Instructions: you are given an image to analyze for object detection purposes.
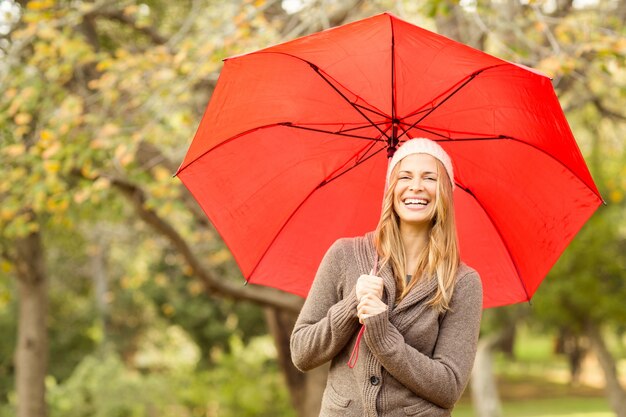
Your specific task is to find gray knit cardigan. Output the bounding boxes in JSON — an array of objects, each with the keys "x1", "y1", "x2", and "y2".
[{"x1": 290, "y1": 233, "x2": 483, "y2": 417}]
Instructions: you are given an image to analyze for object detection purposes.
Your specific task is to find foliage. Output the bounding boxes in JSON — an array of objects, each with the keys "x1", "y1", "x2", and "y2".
[
  {"x1": 203, "y1": 335, "x2": 295, "y2": 417},
  {"x1": 0, "y1": 334, "x2": 292, "y2": 417},
  {"x1": 0, "y1": 0, "x2": 625, "y2": 416},
  {"x1": 533, "y1": 201, "x2": 626, "y2": 332}
]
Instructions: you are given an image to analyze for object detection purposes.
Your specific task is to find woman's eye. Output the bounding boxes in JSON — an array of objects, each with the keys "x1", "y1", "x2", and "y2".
[{"x1": 425, "y1": 177, "x2": 437, "y2": 181}]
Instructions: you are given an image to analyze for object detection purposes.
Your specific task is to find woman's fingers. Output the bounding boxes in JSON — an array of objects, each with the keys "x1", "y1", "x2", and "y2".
[
  {"x1": 356, "y1": 275, "x2": 384, "y2": 300},
  {"x1": 357, "y1": 294, "x2": 387, "y2": 323}
]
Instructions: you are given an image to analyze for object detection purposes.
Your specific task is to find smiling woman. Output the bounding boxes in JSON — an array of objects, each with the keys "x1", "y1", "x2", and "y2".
[
  {"x1": 383, "y1": 139, "x2": 458, "y2": 305},
  {"x1": 290, "y1": 138, "x2": 483, "y2": 417},
  {"x1": 394, "y1": 153, "x2": 440, "y2": 227}
]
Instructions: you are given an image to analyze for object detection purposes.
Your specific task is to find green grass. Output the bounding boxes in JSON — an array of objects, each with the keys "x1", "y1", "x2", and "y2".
[
  {"x1": 454, "y1": 374, "x2": 612, "y2": 416},
  {"x1": 453, "y1": 397, "x2": 611, "y2": 417},
  {"x1": 452, "y1": 326, "x2": 618, "y2": 416}
]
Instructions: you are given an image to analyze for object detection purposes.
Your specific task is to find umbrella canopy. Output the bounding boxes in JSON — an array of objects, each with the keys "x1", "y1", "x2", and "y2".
[{"x1": 177, "y1": 12, "x2": 603, "y2": 308}]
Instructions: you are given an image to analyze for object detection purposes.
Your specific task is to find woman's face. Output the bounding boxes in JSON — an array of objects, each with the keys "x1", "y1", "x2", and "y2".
[{"x1": 393, "y1": 153, "x2": 440, "y2": 229}]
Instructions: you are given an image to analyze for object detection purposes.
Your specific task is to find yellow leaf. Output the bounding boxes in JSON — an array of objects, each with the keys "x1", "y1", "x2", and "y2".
[
  {"x1": 5, "y1": 88, "x2": 17, "y2": 100},
  {"x1": 0, "y1": 260, "x2": 13, "y2": 273},
  {"x1": 27, "y1": 222, "x2": 40, "y2": 233},
  {"x1": 100, "y1": 123, "x2": 120, "y2": 138},
  {"x1": 90, "y1": 138, "x2": 107, "y2": 150},
  {"x1": 93, "y1": 177, "x2": 111, "y2": 191},
  {"x1": 115, "y1": 144, "x2": 135, "y2": 167},
  {"x1": 58, "y1": 123, "x2": 70, "y2": 135},
  {"x1": 209, "y1": 248, "x2": 232, "y2": 264},
  {"x1": 0, "y1": 207, "x2": 17, "y2": 221},
  {"x1": 14, "y1": 113, "x2": 33, "y2": 125},
  {"x1": 124, "y1": 4, "x2": 139, "y2": 16},
  {"x1": 153, "y1": 166, "x2": 171, "y2": 182},
  {"x1": 115, "y1": 48, "x2": 129, "y2": 59},
  {"x1": 162, "y1": 303, "x2": 175, "y2": 316},
  {"x1": 73, "y1": 189, "x2": 90, "y2": 204},
  {"x1": 87, "y1": 79, "x2": 100, "y2": 90},
  {"x1": 187, "y1": 281, "x2": 204, "y2": 296},
  {"x1": 38, "y1": 26, "x2": 57, "y2": 40},
  {"x1": 11, "y1": 24, "x2": 37, "y2": 40},
  {"x1": 120, "y1": 276, "x2": 131, "y2": 289},
  {"x1": 96, "y1": 59, "x2": 114, "y2": 72},
  {"x1": 610, "y1": 190, "x2": 623, "y2": 204},
  {"x1": 4, "y1": 144, "x2": 26, "y2": 157},
  {"x1": 120, "y1": 152, "x2": 134, "y2": 167},
  {"x1": 42, "y1": 142, "x2": 61, "y2": 159},
  {"x1": 43, "y1": 160, "x2": 61, "y2": 174},
  {"x1": 27, "y1": 0, "x2": 55, "y2": 11},
  {"x1": 154, "y1": 273, "x2": 168, "y2": 287},
  {"x1": 40, "y1": 129, "x2": 54, "y2": 142}
]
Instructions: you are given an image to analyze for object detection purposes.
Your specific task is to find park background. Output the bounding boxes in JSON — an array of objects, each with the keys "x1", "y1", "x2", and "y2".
[{"x1": 0, "y1": 0, "x2": 625, "y2": 416}]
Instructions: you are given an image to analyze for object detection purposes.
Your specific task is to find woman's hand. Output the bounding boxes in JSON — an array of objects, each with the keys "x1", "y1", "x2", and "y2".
[
  {"x1": 355, "y1": 274, "x2": 384, "y2": 301},
  {"x1": 357, "y1": 293, "x2": 388, "y2": 324}
]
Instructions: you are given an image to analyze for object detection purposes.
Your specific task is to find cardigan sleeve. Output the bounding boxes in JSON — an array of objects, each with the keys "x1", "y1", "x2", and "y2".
[
  {"x1": 290, "y1": 239, "x2": 361, "y2": 372},
  {"x1": 362, "y1": 271, "x2": 483, "y2": 409}
]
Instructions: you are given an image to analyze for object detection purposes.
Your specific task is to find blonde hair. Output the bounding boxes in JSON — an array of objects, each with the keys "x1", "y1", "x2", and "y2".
[{"x1": 374, "y1": 158, "x2": 460, "y2": 312}]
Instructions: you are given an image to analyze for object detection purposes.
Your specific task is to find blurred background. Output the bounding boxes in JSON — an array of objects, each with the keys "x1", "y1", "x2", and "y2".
[{"x1": 0, "y1": 0, "x2": 624, "y2": 416}]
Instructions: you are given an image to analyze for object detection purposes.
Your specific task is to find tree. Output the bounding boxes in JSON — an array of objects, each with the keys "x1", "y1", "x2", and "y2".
[{"x1": 0, "y1": 1, "x2": 363, "y2": 416}]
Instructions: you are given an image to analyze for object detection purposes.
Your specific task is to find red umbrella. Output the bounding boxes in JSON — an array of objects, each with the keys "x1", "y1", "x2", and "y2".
[{"x1": 176, "y1": 13, "x2": 602, "y2": 308}]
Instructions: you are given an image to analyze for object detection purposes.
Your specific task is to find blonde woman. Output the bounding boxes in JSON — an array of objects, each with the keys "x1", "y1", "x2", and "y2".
[{"x1": 290, "y1": 138, "x2": 483, "y2": 417}]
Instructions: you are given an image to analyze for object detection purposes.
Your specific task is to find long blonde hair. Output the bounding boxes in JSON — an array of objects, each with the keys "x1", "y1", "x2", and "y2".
[{"x1": 374, "y1": 158, "x2": 460, "y2": 312}]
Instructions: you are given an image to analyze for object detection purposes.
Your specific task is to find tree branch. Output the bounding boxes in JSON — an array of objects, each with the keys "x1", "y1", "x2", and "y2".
[
  {"x1": 82, "y1": 172, "x2": 303, "y2": 312},
  {"x1": 280, "y1": 0, "x2": 365, "y2": 39},
  {"x1": 135, "y1": 141, "x2": 213, "y2": 229},
  {"x1": 592, "y1": 98, "x2": 626, "y2": 122},
  {"x1": 87, "y1": 7, "x2": 168, "y2": 46}
]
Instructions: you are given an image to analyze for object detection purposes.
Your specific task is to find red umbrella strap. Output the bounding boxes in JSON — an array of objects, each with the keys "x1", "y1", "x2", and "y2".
[
  {"x1": 347, "y1": 255, "x2": 380, "y2": 368},
  {"x1": 347, "y1": 326, "x2": 365, "y2": 368}
]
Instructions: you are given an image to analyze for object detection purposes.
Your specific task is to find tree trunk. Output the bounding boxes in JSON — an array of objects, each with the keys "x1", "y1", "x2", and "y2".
[
  {"x1": 265, "y1": 307, "x2": 328, "y2": 417},
  {"x1": 14, "y1": 230, "x2": 49, "y2": 417},
  {"x1": 471, "y1": 334, "x2": 503, "y2": 417},
  {"x1": 585, "y1": 322, "x2": 626, "y2": 417},
  {"x1": 89, "y1": 238, "x2": 109, "y2": 345}
]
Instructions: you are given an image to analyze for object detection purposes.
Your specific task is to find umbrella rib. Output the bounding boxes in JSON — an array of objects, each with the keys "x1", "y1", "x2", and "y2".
[
  {"x1": 308, "y1": 63, "x2": 391, "y2": 141},
  {"x1": 320, "y1": 142, "x2": 387, "y2": 187},
  {"x1": 176, "y1": 122, "x2": 291, "y2": 175},
  {"x1": 246, "y1": 142, "x2": 387, "y2": 282},
  {"x1": 444, "y1": 136, "x2": 604, "y2": 203},
  {"x1": 281, "y1": 123, "x2": 388, "y2": 142},
  {"x1": 408, "y1": 124, "x2": 503, "y2": 141},
  {"x1": 397, "y1": 72, "x2": 480, "y2": 141},
  {"x1": 454, "y1": 183, "x2": 532, "y2": 302},
  {"x1": 176, "y1": 120, "x2": 390, "y2": 176},
  {"x1": 354, "y1": 103, "x2": 389, "y2": 119},
  {"x1": 254, "y1": 51, "x2": 392, "y2": 138},
  {"x1": 397, "y1": 64, "x2": 508, "y2": 142},
  {"x1": 391, "y1": 16, "x2": 398, "y2": 142}
]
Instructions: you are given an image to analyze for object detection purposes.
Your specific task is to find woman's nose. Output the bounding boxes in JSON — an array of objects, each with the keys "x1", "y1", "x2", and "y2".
[{"x1": 409, "y1": 179, "x2": 423, "y2": 191}]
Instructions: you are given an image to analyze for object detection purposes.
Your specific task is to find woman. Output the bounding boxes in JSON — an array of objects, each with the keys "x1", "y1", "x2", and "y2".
[{"x1": 290, "y1": 138, "x2": 483, "y2": 417}]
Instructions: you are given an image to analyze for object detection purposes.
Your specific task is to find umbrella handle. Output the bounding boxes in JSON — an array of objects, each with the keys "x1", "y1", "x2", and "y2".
[{"x1": 347, "y1": 255, "x2": 379, "y2": 369}]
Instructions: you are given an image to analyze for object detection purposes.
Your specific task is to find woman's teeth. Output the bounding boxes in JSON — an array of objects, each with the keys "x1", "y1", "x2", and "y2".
[{"x1": 404, "y1": 198, "x2": 428, "y2": 205}]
